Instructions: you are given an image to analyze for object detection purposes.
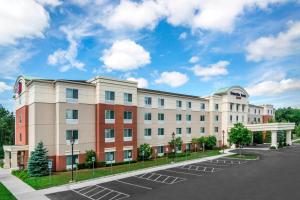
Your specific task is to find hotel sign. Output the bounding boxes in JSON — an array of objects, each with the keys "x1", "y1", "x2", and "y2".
[{"x1": 230, "y1": 91, "x2": 246, "y2": 99}]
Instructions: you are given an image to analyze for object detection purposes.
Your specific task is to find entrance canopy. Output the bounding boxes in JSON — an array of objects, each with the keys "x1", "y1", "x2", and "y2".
[{"x1": 3, "y1": 145, "x2": 28, "y2": 169}]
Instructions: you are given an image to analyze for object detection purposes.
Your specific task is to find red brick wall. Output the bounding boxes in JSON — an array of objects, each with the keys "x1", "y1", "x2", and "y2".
[
  {"x1": 96, "y1": 104, "x2": 137, "y2": 163},
  {"x1": 53, "y1": 153, "x2": 86, "y2": 171},
  {"x1": 263, "y1": 115, "x2": 273, "y2": 123},
  {"x1": 15, "y1": 106, "x2": 28, "y2": 145}
]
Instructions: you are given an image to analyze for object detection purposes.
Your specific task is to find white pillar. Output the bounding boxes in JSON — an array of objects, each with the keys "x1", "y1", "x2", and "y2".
[
  {"x1": 271, "y1": 131, "x2": 277, "y2": 149},
  {"x1": 3, "y1": 151, "x2": 10, "y2": 169},
  {"x1": 10, "y1": 151, "x2": 18, "y2": 169},
  {"x1": 286, "y1": 130, "x2": 292, "y2": 146}
]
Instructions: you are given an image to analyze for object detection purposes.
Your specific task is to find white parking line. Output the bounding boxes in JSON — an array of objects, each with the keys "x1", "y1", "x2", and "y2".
[
  {"x1": 163, "y1": 169, "x2": 203, "y2": 177},
  {"x1": 97, "y1": 191, "x2": 112, "y2": 199},
  {"x1": 115, "y1": 180, "x2": 152, "y2": 190}
]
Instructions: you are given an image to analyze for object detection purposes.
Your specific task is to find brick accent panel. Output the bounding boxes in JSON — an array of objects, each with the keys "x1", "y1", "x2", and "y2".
[
  {"x1": 15, "y1": 105, "x2": 28, "y2": 145},
  {"x1": 96, "y1": 104, "x2": 137, "y2": 163},
  {"x1": 263, "y1": 115, "x2": 273, "y2": 123}
]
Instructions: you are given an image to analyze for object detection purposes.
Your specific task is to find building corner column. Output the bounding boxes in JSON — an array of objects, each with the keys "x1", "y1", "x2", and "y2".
[
  {"x1": 10, "y1": 151, "x2": 18, "y2": 169},
  {"x1": 286, "y1": 130, "x2": 292, "y2": 146},
  {"x1": 271, "y1": 130, "x2": 277, "y2": 149},
  {"x1": 3, "y1": 151, "x2": 10, "y2": 169}
]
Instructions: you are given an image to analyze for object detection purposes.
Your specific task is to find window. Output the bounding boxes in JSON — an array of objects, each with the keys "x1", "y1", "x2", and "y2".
[
  {"x1": 236, "y1": 115, "x2": 239, "y2": 122},
  {"x1": 215, "y1": 104, "x2": 219, "y2": 111},
  {"x1": 144, "y1": 128, "x2": 152, "y2": 136},
  {"x1": 200, "y1": 103, "x2": 205, "y2": 110},
  {"x1": 158, "y1": 98, "x2": 164, "y2": 107},
  {"x1": 236, "y1": 104, "x2": 239, "y2": 111},
  {"x1": 124, "y1": 150, "x2": 132, "y2": 161},
  {"x1": 144, "y1": 96, "x2": 152, "y2": 106},
  {"x1": 186, "y1": 114, "x2": 192, "y2": 121},
  {"x1": 187, "y1": 101, "x2": 192, "y2": 109},
  {"x1": 105, "y1": 110, "x2": 115, "y2": 119},
  {"x1": 176, "y1": 100, "x2": 182, "y2": 108},
  {"x1": 200, "y1": 127, "x2": 205, "y2": 134},
  {"x1": 19, "y1": 115, "x2": 22, "y2": 123},
  {"x1": 230, "y1": 103, "x2": 233, "y2": 111},
  {"x1": 215, "y1": 115, "x2": 219, "y2": 122},
  {"x1": 176, "y1": 114, "x2": 182, "y2": 121},
  {"x1": 186, "y1": 127, "x2": 191, "y2": 134},
  {"x1": 258, "y1": 118, "x2": 261, "y2": 123},
  {"x1": 123, "y1": 129, "x2": 132, "y2": 138},
  {"x1": 19, "y1": 133, "x2": 22, "y2": 142},
  {"x1": 66, "y1": 109, "x2": 78, "y2": 119},
  {"x1": 144, "y1": 113, "x2": 152, "y2": 120},
  {"x1": 242, "y1": 105, "x2": 245, "y2": 112},
  {"x1": 124, "y1": 93, "x2": 132, "y2": 103},
  {"x1": 66, "y1": 155, "x2": 78, "y2": 168},
  {"x1": 158, "y1": 128, "x2": 164, "y2": 136},
  {"x1": 186, "y1": 143, "x2": 191, "y2": 151},
  {"x1": 176, "y1": 128, "x2": 182, "y2": 135},
  {"x1": 66, "y1": 88, "x2": 78, "y2": 101},
  {"x1": 242, "y1": 115, "x2": 244, "y2": 122},
  {"x1": 200, "y1": 115, "x2": 205, "y2": 121},
  {"x1": 214, "y1": 127, "x2": 219, "y2": 133},
  {"x1": 105, "y1": 129, "x2": 114, "y2": 139},
  {"x1": 157, "y1": 146, "x2": 164, "y2": 154},
  {"x1": 230, "y1": 115, "x2": 233, "y2": 122},
  {"x1": 105, "y1": 91, "x2": 115, "y2": 101},
  {"x1": 259, "y1": 110, "x2": 261, "y2": 114},
  {"x1": 255, "y1": 109, "x2": 257, "y2": 114},
  {"x1": 254, "y1": 117, "x2": 257, "y2": 122},
  {"x1": 158, "y1": 113, "x2": 165, "y2": 121},
  {"x1": 105, "y1": 152, "x2": 115, "y2": 163},
  {"x1": 124, "y1": 111, "x2": 132, "y2": 120},
  {"x1": 66, "y1": 130, "x2": 78, "y2": 144}
]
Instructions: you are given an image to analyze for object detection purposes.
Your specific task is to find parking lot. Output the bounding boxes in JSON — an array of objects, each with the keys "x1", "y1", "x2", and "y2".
[{"x1": 47, "y1": 145, "x2": 300, "y2": 200}]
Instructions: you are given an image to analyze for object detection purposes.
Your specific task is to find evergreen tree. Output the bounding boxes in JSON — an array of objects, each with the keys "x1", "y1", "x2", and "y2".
[{"x1": 28, "y1": 142, "x2": 49, "y2": 177}]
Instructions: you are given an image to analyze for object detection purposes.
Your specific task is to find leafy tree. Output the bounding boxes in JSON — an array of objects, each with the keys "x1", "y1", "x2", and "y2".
[
  {"x1": 295, "y1": 125, "x2": 300, "y2": 138},
  {"x1": 0, "y1": 107, "x2": 15, "y2": 159},
  {"x1": 198, "y1": 137, "x2": 207, "y2": 151},
  {"x1": 228, "y1": 123, "x2": 252, "y2": 154},
  {"x1": 191, "y1": 138, "x2": 199, "y2": 151},
  {"x1": 28, "y1": 142, "x2": 49, "y2": 177},
  {"x1": 168, "y1": 137, "x2": 183, "y2": 152},
  {"x1": 275, "y1": 107, "x2": 300, "y2": 125},
  {"x1": 205, "y1": 136, "x2": 217, "y2": 150},
  {"x1": 138, "y1": 143, "x2": 152, "y2": 160},
  {"x1": 253, "y1": 131, "x2": 263, "y2": 144},
  {"x1": 85, "y1": 149, "x2": 96, "y2": 168}
]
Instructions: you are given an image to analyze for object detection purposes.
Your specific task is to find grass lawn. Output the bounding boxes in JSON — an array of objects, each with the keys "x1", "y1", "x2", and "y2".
[
  {"x1": 226, "y1": 154, "x2": 258, "y2": 160},
  {"x1": 13, "y1": 150, "x2": 220, "y2": 190},
  {"x1": 293, "y1": 140, "x2": 300, "y2": 143},
  {"x1": 0, "y1": 182, "x2": 17, "y2": 200}
]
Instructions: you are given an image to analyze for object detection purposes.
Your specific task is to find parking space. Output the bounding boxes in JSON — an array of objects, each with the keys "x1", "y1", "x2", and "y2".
[{"x1": 47, "y1": 155, "x2": 259, "y2": 200}]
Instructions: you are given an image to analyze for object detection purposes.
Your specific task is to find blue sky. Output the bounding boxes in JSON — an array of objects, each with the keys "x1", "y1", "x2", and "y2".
[{"x1": 0, "y1": 0, "x2": 300, "y2": 111}]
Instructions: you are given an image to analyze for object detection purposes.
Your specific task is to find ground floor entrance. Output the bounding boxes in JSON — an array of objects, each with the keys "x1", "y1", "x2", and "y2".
[{"x1": 3, "y1": 145, "x2": 29, "y2": 170}]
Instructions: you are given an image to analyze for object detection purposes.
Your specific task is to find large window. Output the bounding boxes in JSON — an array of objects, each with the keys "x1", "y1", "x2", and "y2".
[
  {"x1": 124, "y1": 111, "x2": 132, "y2": 120},
  {"x1": 176, "y1": 128, "x2": 182, "y2": 135},
  {"x1": 176, "y1": 100, "x2": 182, "y2": 108},
  {"x1": 144, "y1": 128, "x2": 152, "y2": 137},
  {"x1": 66, "y1": 88, "x2": 78, "y2": 100},
  {"x1": 66, "y1": 109, "x2": 78, "y2": 119},
  {"x1": 105, "y1": 152, "x2": 115, "y2": 163},
  {"x1": 186, "y1": 127, "x2": 191, "y2": 135},
  {"x1": 123, "y1": 129, "x2": 132, "y2": 138},
  {"x1": 186, "y1": 114, "x2": 192, "y2": 121},
  {"x1": 200, "y1": 115, "x2": 205, "y2": 121},
  {"x1": 124, "y1": 93, "x2": 132, "y2": 103},
  {"x1": 105, "y1": 110, "x2": 115, "y2": 119},
  {"x1": 200, "y1": 103, "x2": 205, "y2": 110},
  {"x1": 158, "y1": 98, "x2": 164, "y2": 107},
  {"x1": 176, "y1": 114, "x2": 182, "y2": 121},
  {"x1": 187, "y1": 101, "x2": 192, "y2": 109},
  {"x1": 124, "y1": 150, "x2": 132, "y2": 161},
  {"x1": 158, "y1": 113, "x2": 165, "y2": 121},
  {"x1": 105, "y1": 91, "x2": 115, "y2": 101},
  {"x1": 144, "y1": 113, "x2": 152, "y2": 121},
  {"x1": 157, "y1": 146, "x2": 164, "y2": 155},
  {"x1": 105, "y1": 129, "x2": 114, "y2": 139},
  {"x1": 66, "y1": 130, "x2": 78, "y2": 144},
  {"x1": 158, "y1": 128, "x2": 164, "y2": 136},
  {"x1": 144, "y1": 96, "x2": 152, "y2": 106},
  {"x1": 66, "y1": 155, "x2": 78, "y2": 169}
]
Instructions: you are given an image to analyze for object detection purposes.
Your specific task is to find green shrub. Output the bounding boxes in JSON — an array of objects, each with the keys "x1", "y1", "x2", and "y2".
[
  {"x1": 253, "y1": 132, "x2": 263, "y2": 144},
  {"x1": 265, "y1": 131, "x2": 271, "y2": 143},
  {"x1": 138, "y1": 143, "x2": 152, "y2": 160},
  {"x1": 167, "y1": 152, "x2": 191, "y2": 158},
  {"x1": 12, "y1": 169, "x2": 29, "y2": 180},
  {"x1": 85, "y1": 150, "x2": 96, "y2": 168},
  {"x1": 206, "y1": 136, "x2": 217, "y2": 150},
  {"x1": 105, "y1": 160, "x2": 137, "y2": 167}
]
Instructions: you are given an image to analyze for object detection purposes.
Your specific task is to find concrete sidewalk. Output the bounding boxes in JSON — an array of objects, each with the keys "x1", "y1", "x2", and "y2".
[{"x1": 0, "y1": 168, "x2": 48, "y2": 200}]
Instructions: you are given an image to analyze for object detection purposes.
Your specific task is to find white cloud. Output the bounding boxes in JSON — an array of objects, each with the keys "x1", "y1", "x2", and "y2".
[
  {"x1": 246, "y1": 79, "x2": 300, "y2": 96},
  {"x1": 179, "y1": 32, "x2": 187, "y2": 40},
  {"x1": 0, "y1": 0, "x2": 49, "y2": 45},
  {"x1": 0, "y1": 82, "x2": 12, "y2": 93},
  {"x1": 127, "y1": 77, "x2": 148, "y2": 88},
  {"x1": 246, "y1": 21, "x2": 300, "y2": 61},
  {"x1": 102, "y1": 0, "x2": 165, "y2": 31},
  {"x1": 155, "y1": 71, "x2": 189, "y2": 87},
  {"x1": 48, "y1": 25, "x2": 92, "y2": 72},
  {"x1": 37, "y1": 0, "x2": 62, "y2": 7},
  {"x1": 101, "y1": 39, "x2": 150, "y2": 72},
  {"x1": 189, "y1": 56, "x2": 199, "y2": 63},
  {"x1": 191, "y1": 60, "x2": 229, "y2": 80}
]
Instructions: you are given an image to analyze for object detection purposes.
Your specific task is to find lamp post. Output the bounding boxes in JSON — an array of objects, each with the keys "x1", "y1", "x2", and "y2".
[
  {"x1": 70, "y1": 134, "x2": 75, "y2": 182},
  {"x1": 222, "y1": 130, "x2": 225, "y2": 154},
  {"x1": 172, "y1": 132, "x2": 175, "y2": 163}
]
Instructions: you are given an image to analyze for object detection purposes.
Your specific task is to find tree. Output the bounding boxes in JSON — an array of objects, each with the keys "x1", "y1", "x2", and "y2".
[
  {"x1": 275, "y1": 107, "x2": 300, "y2": 125},
  {"x1": 85, "y1": 149, "x2": 96, "y2": 168},
  {"x1": 198, "y1": 137, "x2": 207, "y2": 151},
  {"x1": 205, "y1": 136, "x2": 217, "y2": 150},
  {"x1": 168, "y1": 137, "x2": 183, "y2": 152},
  {"x1": 295, "y1": 125, "x2": 300, "y2": 137},
  {"x1": 191, "y1": 138, "x2": 199, "y2": 152},
  {"x1": 28, "y1": 142, "x2": 49, "y2": 177},
  {"x1": 0, "y1": 107, "x2": 15, "y2": 159},
  {"x1": 138, "y1": 143, "x2": 152, "y2": 160},
  {"x1": 253, "y1": 132, "x2": 263, "y2": 144},
  {"x1": 228, "y1": 123, "x2": 252, "y2": 154}
]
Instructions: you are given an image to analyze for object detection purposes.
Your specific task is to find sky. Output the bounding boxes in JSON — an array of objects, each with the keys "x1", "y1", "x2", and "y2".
[{"x1": 0, "y1": 0, "x2": 300, "y2": 111}]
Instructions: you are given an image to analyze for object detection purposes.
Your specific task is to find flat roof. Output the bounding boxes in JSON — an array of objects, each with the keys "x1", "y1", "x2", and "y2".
[{"x1": 138, "y1": 88, "x2": 206, "y2": 100}]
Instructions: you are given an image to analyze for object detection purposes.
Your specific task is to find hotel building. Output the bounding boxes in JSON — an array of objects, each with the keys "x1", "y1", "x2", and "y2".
[{"x1": 4, "y1": 75, "x2": 275, "y2": 171}]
